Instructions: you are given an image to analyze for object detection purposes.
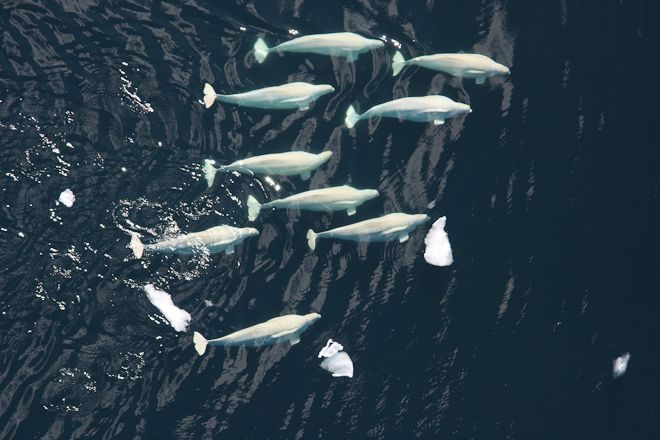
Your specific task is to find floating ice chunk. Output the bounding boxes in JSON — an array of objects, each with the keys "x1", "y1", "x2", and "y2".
[
  {"x1": 318, "y1": 339, "x2": 344, "y2": 358},
  {"x1": 318, "y1": 339, "x2": 353, "y2": 378},
  {"x1": 143, "y1": 284, "x2": 191, "y2": 332},
  {"x1": 320, "y1": 352, "x2": 354, "y2": 378},
  {"x1": 612, "y1": 352, "x2": 630, "y2": 378},
  {"x1": 423, "y1": 216, "x2": 453, "y2": 267},
  {"x1": 59, "y1": 189, "x2": 75, "y2": 207}
]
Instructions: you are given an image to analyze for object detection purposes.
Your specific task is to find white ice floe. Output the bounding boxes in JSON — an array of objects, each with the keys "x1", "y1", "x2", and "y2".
[
  {"x1": 318, "y1": 339, "x2": 353, "y2": 378},
  {"x1": 59, "y1": 189, "x2": 75, "y2": 207},
  {"x1": 423, "y1": 216, "x2": 453, "y2": 267},
  {"x1": 612, "y1": 352, "x2": 630, "y2": 378},
  {"x1": 143, "y1": 284, "x2": 191, "y2": 332}
]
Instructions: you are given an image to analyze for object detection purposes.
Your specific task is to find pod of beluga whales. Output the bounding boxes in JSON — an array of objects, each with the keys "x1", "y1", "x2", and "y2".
[{"x1": 132, "y1": 31, "x2": 509, "y2": 375}]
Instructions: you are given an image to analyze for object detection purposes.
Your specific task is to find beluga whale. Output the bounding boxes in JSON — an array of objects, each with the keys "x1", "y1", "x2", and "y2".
[
  {"x1": 345, "y1": 96, "x2": 471, "y2": 128},
  {"x1": 129, "y1": 225, "x2": 258, "y2": 259},
  {"x1": 306, "y1": 213, "x2": 430, "y2": 250},
  {"x1": 203, "y1": 82, "x2": 334, "y2": 111},
  {"x1": 246, "y1": 185, "x2": 379, "y2": 221},
  {"x1": 203, "y1": 150, "x2": 333, "y2": 187},
  {"x1": 254, "y1": 32, "x2": 385, "y2": 63},
  {"x1": 392, "y1": 51, "x2": 510, "y2": 84},
  {"x1": 193, "y1": 313, "x2": 321, "y2": 355}
]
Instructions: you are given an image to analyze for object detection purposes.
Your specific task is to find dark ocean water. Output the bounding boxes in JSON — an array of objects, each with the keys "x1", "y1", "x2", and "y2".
[{"x1": 1, "y1": 0, "x2": 660, "y2": 439}]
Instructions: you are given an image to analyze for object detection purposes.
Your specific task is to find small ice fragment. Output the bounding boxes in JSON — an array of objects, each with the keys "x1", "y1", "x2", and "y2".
[
  {"x1": 318, "y1": 339, "x2": 354, "y2": 378},
  {"x1": 121, "y1": 167, "x2": 127, "y2": 172},
  {"x1": 427, "y1": 200, "x2": 436, "y2": 209},
  {"x1": 239, "y1": 26, "x2": 246, "y2": 31},
  {"x1": 423, "y1": 216, "x2": 453, "y2": 267},
  {"x1": 59, "y1": 189, "x2": 75, "y2": 207},
  {"x1": 204, "y1": 300, "x2": 213, "y2": 307},
  {"x1": 143, "y1": 284, "x2": 191, "y2": 332},
  {"x1": 613, "y1": 352, "x2": 630, "y2": 378}
]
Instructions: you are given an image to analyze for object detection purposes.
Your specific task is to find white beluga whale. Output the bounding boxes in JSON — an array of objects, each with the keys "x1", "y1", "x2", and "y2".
[
  {"x1": 345, "y1": 96, "x2": 471, "y2": 128},
  {"x1": 392, "y1": 51, "x2": 510, "y2": 84},
  {"x1": 193, "y1": 312, "x2": 321, "y2": 355},
  {"x1": 246, "y1": 185, "x2": 379, "y2": 221},
  {"x1": 203, "y1": 150, "x2": 332, "y2": 187},
  {"x1": 254, "y1": 32, "x2": 384, "y2": 63},
  {"x1": 203, "y1": 82, "x2": 335, "y2": 110},
  {"x1": 129, "y1": 225, "x2": 258, "y2": 259},
  {"x1": 306, "y1": 213, "x2": 430, "y2": 250}
]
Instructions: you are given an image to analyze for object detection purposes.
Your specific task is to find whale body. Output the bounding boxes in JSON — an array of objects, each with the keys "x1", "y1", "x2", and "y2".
[
  {"x1": 193, "y1": 313, "x2": 321, "y2": 355},
  {"x1": 203, "y1": 82, "x2": 334, "y2": 110},
  {"x1": 392, "y1": 51, "x2": 510, "y2": 84},
  {"x1": 306, "y1": 213, "x2": 430, "y2": 250},
  {"x1": 254, "y1": 32, "x2": 384, "y2": 63},
  {"x1": 129, "y1": 225, "x2": 258, "y2": 259},
  {"x1": 247, "y1": 185, "x2": 379, "y2": 221},
  {"x1": 203, "y1": 150, "x2": 333, "y2": 187},
  {"x1": 345, "y1": 96, "x2": 471, "y2": 128}
]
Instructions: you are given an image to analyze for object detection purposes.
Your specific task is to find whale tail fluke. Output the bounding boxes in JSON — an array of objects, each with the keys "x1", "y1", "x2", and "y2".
[
  {"x1": 193, "y1": 332, "x2": 208, "y2": 356},
  {"x1": 203, "y1": 83, "x2": 217, "y2": 108},
  {"x1": 247, "y1": 195, "x2": 262, "y2": 221},
  {"x1": 307, "y1": 229, "x2": 318, "y2": 250},
  {"x1": 129, "y1": 233, "x2": 144, "y2": 259},
  {"x1": 392, "y1": 51, "x2": 406, "y2": 76},
  {"x1": 345, "y1": 105, "x2": 361, "y2": 129},
  {"x1": 254, "y1": 38, "x2": 270, "y2": 64},
  {"x1": 203, "y1": 159, "x2": 223, "y2": 188}
]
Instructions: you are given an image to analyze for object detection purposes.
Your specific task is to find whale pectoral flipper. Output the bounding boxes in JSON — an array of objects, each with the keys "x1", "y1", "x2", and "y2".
[
  {"x1": 300, "y1": 171, "x2": 311, "y2": 180},
  {"x1": 290, "y1": 336, "x2": 301, "y2": 345},
  {"x1": 383, "y1": 226, "x2": 407, "y2": 235},
  {"x1": 346, "y1": 52, "x2": 357, "y2": 62},
  {"x1": 347, "y1": 207, "x2": 356, "y2": 216},
  {"x1": 433, "y1": 119, "x2": 445, "y2": 125},
  {"x1": 398, "y1": 234, "x2": 409, "y2": 243},
  {"x1": 298, "y1": 102, "x2": 310, "y2": 111},
  {"x1": 475, "y1": 76, "x2": 486, "y2": 85},
  {"x1": 272, "y1": 329, "x2": 297, "y2": 339},
  {"x1": 225, "y1": 246, "x2": 234, "y2": 255}
]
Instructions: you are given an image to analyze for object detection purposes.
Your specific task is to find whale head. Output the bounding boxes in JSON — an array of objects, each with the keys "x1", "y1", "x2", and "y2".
[
  {"x1": 455, "y1": 102, "x2": 472, "y2": 115},
  {"x1": 411, "y1": 214, "x2": 431, "y2": 225},
  {"x1": 367, "y1": 39, "x2": 385, "y2": 50},
  {"x1": 244, "y1": 227, "x2": 259, "y2": 237},
  {"x1": 314, "y1": 84, "x2": 335, "y2": 98},
  {"x1": 317, "y1": 150, "x2": 333, "y2": 163},
  {"x1": 304, "y1": 312, "x2": 322, "y2": 323},
  {"x1": 361, "y1": 189, "x2": 380, "y2": 201},
  {"x1": 493, "y1": 62, "x2": 510, "y2": 76}
]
